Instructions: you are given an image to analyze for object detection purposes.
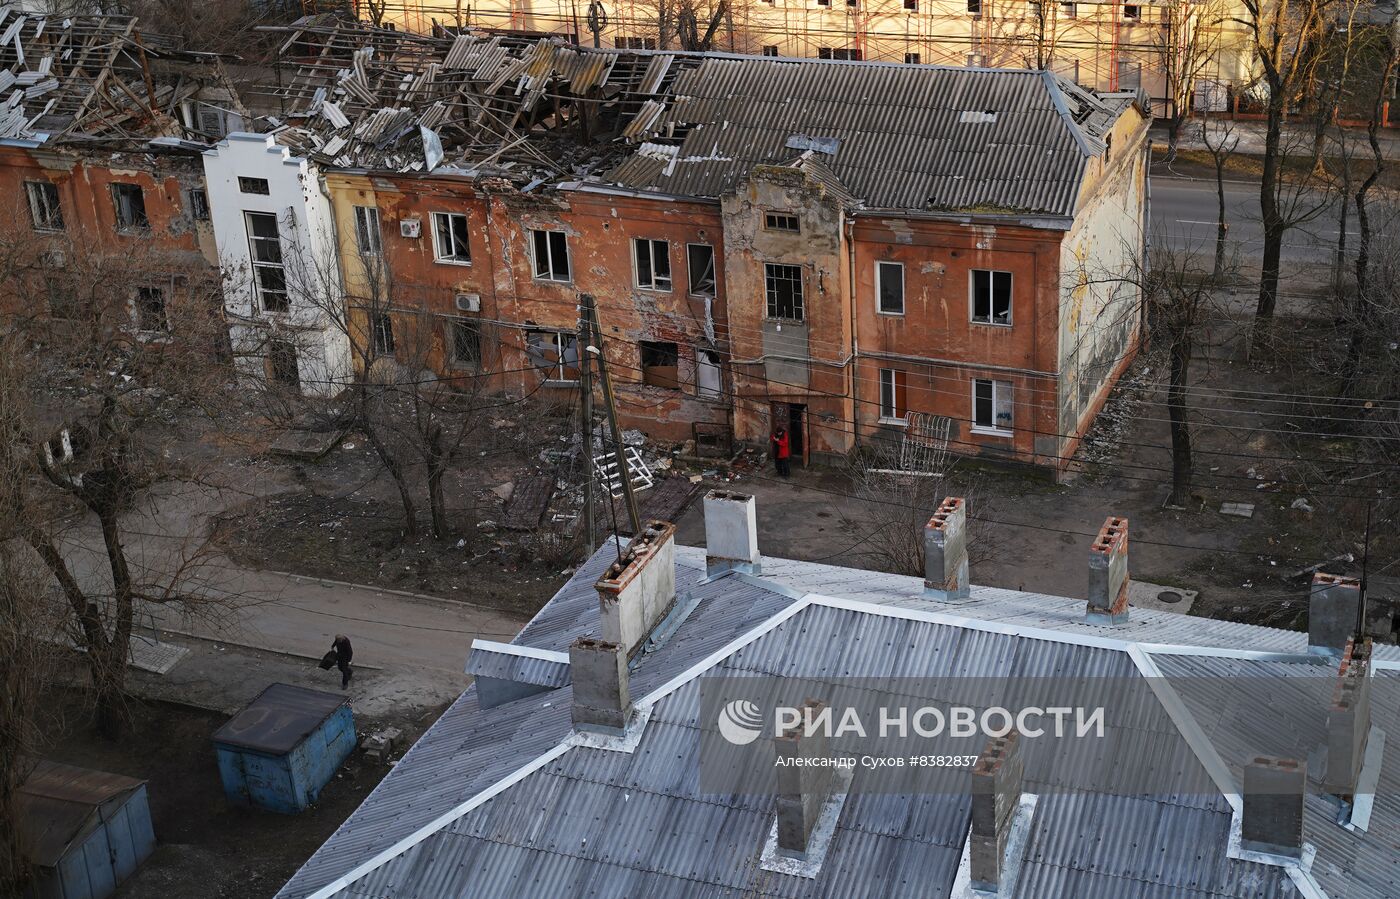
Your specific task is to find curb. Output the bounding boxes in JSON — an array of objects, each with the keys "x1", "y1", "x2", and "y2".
[
  {"x1": 265, "y1": 569, "x2": 504, "y2": 612},
  {"x1": 144, "y1": 625, "x2": 387, "y2": 671},
  {"x1": 1150, "y1": 170, "x2": 1260, "y2": 187}
]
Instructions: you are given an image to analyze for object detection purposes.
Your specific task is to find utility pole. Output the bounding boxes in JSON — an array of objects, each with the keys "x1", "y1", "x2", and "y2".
[
  {"x1": 583, "y1": 295, "x2": 642, "y2": 536},
  {"x1": 1357, "y1": 503, "x2": 1373, "y2": 640},
  {"x1": 578, "y1": 299, "x2": 596, "y2": 555}
]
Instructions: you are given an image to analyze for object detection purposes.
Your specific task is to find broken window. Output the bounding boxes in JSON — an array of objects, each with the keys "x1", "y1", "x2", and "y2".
[
  {"x1": 354, "y1": 205, "x2": 382, "y2": 257},
  {"x1": 904, "y1": 0, "x2": 917, "y2": 9},
  {"x1": 187, "y1": 188, "x2": 210, "y2": 221},
  {"x1": 640, "y1": 340, "x2": 680, "y2": 389},
  {"x1": 238, "y1": 177, "x2": 271, "y2": 195},
  {"x1": 245, "y1": 212, "x2": 289, "y2": 313},
  {"x1": 432, "y1": 212, "x2": 471, "y2": 264},
  {"x1": 687, "y1": 243, "x2": 716, "y2": 296},
  {"x1": 1123, "y1": 3, "x2": 1140, "y2": 18},
  {"x1": 111, "y1": 183, "x2": 148, "y2": 232},
  {"x1": 136, "y1": 286, "x2": 168, "y2": 332},
  {"x1": 450, "y1": 318, "x2": 481, "y2": 368},
  {"x1": 764, "y1": 212, "x2": 800, "y2": 232},
  {"x1": 371, "y1": 313, "x2": 395, "y2": 355},
  {"x1": 697, "y1": 350, "x2": 722, "y2": 399},
  {"x1": 531, "y1": 229, "x2": 571, "y2": 282},
  {"x1": 973, "y1": 378, "x2": 1013, "y2": 433},
  {"x1": 25, "y1": 181, "x2": 63, "y2": 231},
  {"x1": 879, "y1": 368, "x2": 908, "y2": 422},
  {"x1": 633, "y1": 238, "x2": 672, "y2": 291},
  {"x1": 269, "y1": 339, "x2": 300, "y2": 389},
  {"x1": 904, "y1": 52, "x2": 922, "y2": 64},
  {"x1": 526, "y1": 330, "x2": 579, "y2": 382},
  {"x1": 762, "y1": 45, "x2": 779, "y2": 56},
  {"x1": 877, "y1": 261, "x2": 904, "y2": 314},
  {"x1": 764, "y1": 263, "x2": 804, "y2": 321},
  {"x1": 967, "y1": 0, "x2": 981, "y2": 13},
  {"x1": 971, "y1": 269, "x2": 1012, "y2": 325}
]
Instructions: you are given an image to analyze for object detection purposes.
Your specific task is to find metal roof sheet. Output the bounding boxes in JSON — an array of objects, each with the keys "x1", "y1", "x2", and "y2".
[{"x1": 211, "y1": 682, "x2": 347, "y2": 755}]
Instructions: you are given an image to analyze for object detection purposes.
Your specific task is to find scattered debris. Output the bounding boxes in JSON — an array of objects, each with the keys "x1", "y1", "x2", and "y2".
[
  {"x1": 1289, "y1": 497, "x2": 1314, "y2": 514},
  {"x1": 1219, "y1": 502, "x2": 1255, "y2": 519},
  {"x1": 360, "y1": 727, "x2": 403, "y2": 765}
]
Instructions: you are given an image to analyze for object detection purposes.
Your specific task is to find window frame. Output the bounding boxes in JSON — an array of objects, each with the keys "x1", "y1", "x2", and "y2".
[
  {"x1": 971, "y1": 378, "x2": 1014, "y2": 436},
  {"x1": 686, "y1": 243, "x2": 716, "y2": 297},
  {"x1": 187, "y1": 188, "x2": 210, "y2": 221},
  {"x1": 879, "y1": 368, "x2": 908, "y2": 423},
  {"x1": 449, "y1": 317, "x2": 482, "y2": 369},
  {"x1": 762, "y1": 45, "x2": 779, "y2": 56},
  {"x1": 244, "y1": 211, "x2": 290, "y2": 314},
  {"x1": 25, "y1": 181, "x2": 64, "y2": 232},
  {"x1": 969, "y1": 269, "x2": 1013, "y2": 326},
  {"x1": 904, "y1": 52, "x2": 922, "y2": 64},
  {"x1": 639, "y1": 340, "x2": 681, "y2": 389},
  {"x1": 764, "y1": 211, "x2": 800, "y2": 233},
  {"x1": 431, "y1": 211, "x2": 472, "y2": 265},
  {"x1": 353, "y1": 205, "x2": 383, "y2": 257},
  {"x1": 903, "y1": 0, "x2": 917, "y2": 10},
  {"x1": 526, "y1": 329, "x2": 579, "y2": 383},
  {"x1": 238, "y1": 176, "x2": 271, "y2": 195},
  {"x1": 967, "y1": 0, "x2": 981, "y2": 13},
  {"x1": 876, "y1": 260, "x2": 905, "y2": 315},
  {"x1": 370, "y1": 312, "x2": 395, "y2": 356},
  {"x1": 764, "y1": 262, "x2": 805, "y2": 322},
  {"x1": 530, "y1": 228, "x2": 572, "y2": 283},
  {"x1": 1060, "y1": 0, "x2": 1077, "y2": 14},
  {"x1": 1123, "y1": 3, "x2": 1140, "y2": 18},
  {"x1": 110, "y1": 183, "x2": 149, "y2": 233},
  {"x1": 632, "y1": 237, "x2": 673, "y2": 292}
]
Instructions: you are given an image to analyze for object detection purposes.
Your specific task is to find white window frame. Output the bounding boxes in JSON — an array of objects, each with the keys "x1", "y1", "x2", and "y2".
[
  {"x1": 876, "y1": 261, "x2": 905, "y2": 315},
  {"x1": 530, "y1": 229, "x2": 572, "y2": 282},
  {"x1": 354, "y1": 205, "x2": 382, "y2": 257},
  {"x1": 971, "y1": 378, "x2": 1014, "y2": 436},
  {"x1": 686, "y1": 243, "x2": 716, "y2": 296},
  {"x1": 970, "y1": 269, "x2": 1013, "y2": 326},
  {"x1": 371, "y1": 312, "x2": 395, "y2": 356},
  {"x1": 111, "y1": 183, "x2": 148, "y2": 232},
  {"x1": 25, "y1": 181, "x2": 64, "y2": 232},
  {"x1": 633, "y1": 238, "x2": 672, "y2": 292},
  {"x1": 878, "y1": 368, "x2": 907, "y2": 424},
  {"x1": 431, "y1": 212, "x2": 472, "y2": 265},
  {"x1": 244, "y1": 211, "x2": 289, "y2": 314},
  {"x1": 527, "y1": 329, "x2": 579, "y2": 383}
]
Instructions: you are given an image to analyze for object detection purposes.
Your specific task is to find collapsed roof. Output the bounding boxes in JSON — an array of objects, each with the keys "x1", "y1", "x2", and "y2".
[
  {"x1": 0, "y1": 5, "x2": 245, "y2": 149},
  {"x1": 257, "y1": 15, "x2": 1140, "y2": 217}
]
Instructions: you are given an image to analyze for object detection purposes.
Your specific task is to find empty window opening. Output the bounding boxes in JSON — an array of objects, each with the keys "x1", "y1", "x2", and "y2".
[
  {"x1": 238, "y1": 177, "x2": 270, "y2": 195},
  {"x1": 971, "y1": 269, "x2": 1012, "y2": 325},
  {"x1": 136, "y1": 286, "x2": 168, "y2": 332},
  {"x1": 450, "y1": 318, "x2": 481, "y2": 368},
  {"x1": 697, "y1": 350, "x2": 722, "y2": 399},
  {"x1": 762, "y1": 45, "x2": 779, "y2": 56},
  {"x1": 187, "y1": 188, "x2": 210, "y2": 221},
  {"x1": 531, "y1": 229, "x2": 571, "y2": 282},
  {"x1": 764, "y1": 211, "x2": 800, "y2": 232},
  {"x1": 526, "y1": 330, "x2": 579, "y2": 382},
  {"x1": 1061, "y1": 0, "x2": 1076, "y2": 15},
  {"x1": 616, "y1": 36, "x2": 657, "y2": 49},
  {"x1": 818, "y1": 47, "x2": 862, "y2": 60},
  {"x1": 432, "y1": 212, "x2": 471, "y2": 264},
  {"x1": 687, "y1": 243, "x2": 716, "y2": 296},
  {"x1": 765, "y1": 263, "x2": 804, "y2": 321},
  {"x1": 973, "y1": 378, "x2": 1014, "y2": 433},
  {"x1": 640, "y1": 340, "x2": 680, "y2": 389},
  {"x1": 904, "y1": 0, "x2": 917, "y2": 10},
  {"x1": 967, "y1": 0, "x2": 981, "y2": 13},
  {"x1": 26, "y1": 181, "x2": 63, "y2": 231},
  {"x1": 1123, "y1": 3, "x2": 1140, "y2": 18},
  {"x1": 877, "y1": 261, "x2": 905, "y2": 314},
  {"x1": 111, "y1": 184, "x2": 148, "y2": 232},
  {"x1": 634, "y1": 238, "x2": 672, "y2": 291},
  {"x1": 245, "y1": 212, "x2": 289, "y2": 313},
  {"x1": 879, "y1": 368, "x2": 908, "y2": 422},
  {"x1": 354, "y1": 205, "x2": 382, "y2": 256},
  {"x1": 904, "y1": 52, "x2": 922, "y2": 64}
]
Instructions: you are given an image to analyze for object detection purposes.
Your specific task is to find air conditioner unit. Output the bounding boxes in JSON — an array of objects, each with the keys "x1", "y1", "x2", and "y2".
[
  {"x1": 455, "y1": 293, "x2": 480, "y2": 313},
  {"x1": 399, "y1": 219, "x2": 421, "y2": 239}
]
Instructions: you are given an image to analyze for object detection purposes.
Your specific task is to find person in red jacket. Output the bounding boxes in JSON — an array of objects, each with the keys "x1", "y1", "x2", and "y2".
[{"x1": 771, "y1": 427, "x2": 791, "y2": 478}]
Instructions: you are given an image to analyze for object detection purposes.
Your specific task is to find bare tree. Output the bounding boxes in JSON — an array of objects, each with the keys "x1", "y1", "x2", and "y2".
[
  {"x1": 1200, "y1": 113, "x2": 1241, "y2": 279},
  {"x1": 0, "y1": 228, "x2": 231, "y2": 739},
  {"x1": 1159, "y1": 0, "x2": 1232, "y2": 161}
]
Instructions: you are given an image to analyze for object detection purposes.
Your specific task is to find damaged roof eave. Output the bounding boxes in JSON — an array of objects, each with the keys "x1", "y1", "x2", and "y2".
[
  {"x1": 558, "y1": 180, "x2": 723, "y2": 205},
  {"x1": 857, "y1": 208, "x2": 1075, "y2": 231}
]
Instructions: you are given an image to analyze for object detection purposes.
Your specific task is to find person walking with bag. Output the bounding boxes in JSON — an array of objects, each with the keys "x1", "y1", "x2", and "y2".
[{"x1": 318, "y1": 634, "x2": 354, "y2": 689}]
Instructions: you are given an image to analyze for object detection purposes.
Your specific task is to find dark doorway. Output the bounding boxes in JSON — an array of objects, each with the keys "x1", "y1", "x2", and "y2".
[{"x1": 788, "y1": 403, "x2": 807, "y2": 465}]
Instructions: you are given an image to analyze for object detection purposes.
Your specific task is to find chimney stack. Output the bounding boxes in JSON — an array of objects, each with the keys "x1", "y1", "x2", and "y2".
[
  {"x1": 569, "y1": 637, "x2": 632, "y2": 733},
  {"x1": 595, "y1": 520, "x2": 677, "y2": 656},
  {"x1": 1308, "y1": 572, "x2": 1362, "y2": 656},
  {"x1": 924, "y1": 497, "x2": 969, "y2": 601},
  {"x1": 969, "y1": 731, "x2": 1024, "y2": 892},
  {"x1": 774, "y1": 699, "x2": 834, "y2": 858},
  {"x1": 1087, "y1": 516, "x2": 1129, "y2": 624},
  {"x1": 1241, "y1": 756, "x2": 1306, "y2": 858},
  {"x1": 1324, "y1": 638, "x2": 1372, "y2": 798},
  {"x1": 703, "y1": 490, "x2": 761, "y2": 577}
]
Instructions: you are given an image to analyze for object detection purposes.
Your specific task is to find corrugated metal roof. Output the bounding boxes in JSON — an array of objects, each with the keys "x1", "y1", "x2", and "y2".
[
  {"x1": 466, "y1": 644, "x2": 571, "y2": 688},
  {"x1": 279, "y1": 543, "x2": 1391, "y2": 899},
  {"x1": 18, "y1": 761, "x2": 147, "y2": 868},
  {"x1": 211, "y1": 683, "x2": 348, "y2": 755},
  {"x1": 605, "y1": 60, "x2": 1125, "y2": 216}
]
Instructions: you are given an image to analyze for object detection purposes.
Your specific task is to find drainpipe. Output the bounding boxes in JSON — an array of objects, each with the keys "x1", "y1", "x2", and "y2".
[{"x1": 846, "y1": 212, "x2": 861, "y2": 452}]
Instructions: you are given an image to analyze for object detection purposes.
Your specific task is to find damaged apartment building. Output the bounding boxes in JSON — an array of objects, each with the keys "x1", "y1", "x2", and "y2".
[
  {"x1": 0, "y1": 7, "x2": 248, "y2": 334},
  {"x1": 206, "y1": 15, "x2": 1147, "y2": 471}
]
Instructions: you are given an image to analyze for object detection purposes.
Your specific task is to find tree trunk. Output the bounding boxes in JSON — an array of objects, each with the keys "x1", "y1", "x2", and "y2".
[
  {"x1": 1167, "y1": 115, "x2": 1182, "y2": 163},
  {"x1": 1255, "y1": 95, "x2": 1286, "y2": 327},
  {"x1": 94, "y1": 504, "x2": 132, "y2": 741},
  {"x1": 1214, "y1": 159, "x2": 1229, "y2": 281},
  {"x1": 357, "y1": 389, "x2": 419, "y2": 537},
  {"x1": 1167, "y1": 331, "x2": 1193, "y2": 508}
]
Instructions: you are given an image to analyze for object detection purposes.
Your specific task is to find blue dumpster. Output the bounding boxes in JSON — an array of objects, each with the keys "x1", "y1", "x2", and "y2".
[{"x1": 212, "y1": 683, "x2": 355, "y2": 813}]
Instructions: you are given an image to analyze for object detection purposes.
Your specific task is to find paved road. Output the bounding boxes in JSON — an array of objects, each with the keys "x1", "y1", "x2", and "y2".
[{"x1": 1150, "y1": 176, "x2": 1351, "y2": 264}]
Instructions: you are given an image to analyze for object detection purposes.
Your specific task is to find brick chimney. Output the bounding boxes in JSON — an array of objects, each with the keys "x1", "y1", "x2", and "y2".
[
  {"x1": 1087, "y1": 516, "x2": 1129, "y2": 624},
  {"x1": 703, "y1": 490, "x2": 761, "y2": 577},
  {"x1": 1241, "y1": 756, "x2": 1306, "y2": 858},
  {"x1": 569, "y1": 637, "x2": 631, "y2": 733},
  {"x1": 924, "y1": 497, "x2": 969, "y2": 601},
  {"x1": 595, "y1": 521, "x2": 677, "y2": 656},
  {"x1": 969, "y1": 731, "x2": 1024, "y2": 892},
  {"x1": 1308, "y1": 572, "x2": 1362, "y2": 656},
  {"x1": 774, "y1": 699, "x2": 834, "y2": 858},
  {"x1": 1324, "y1": 638, "x2": 1372, "y2": 798}
]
